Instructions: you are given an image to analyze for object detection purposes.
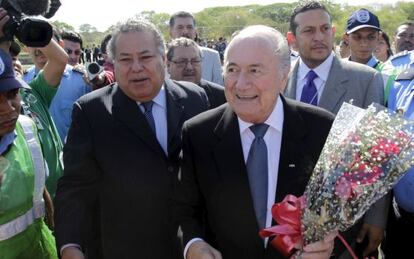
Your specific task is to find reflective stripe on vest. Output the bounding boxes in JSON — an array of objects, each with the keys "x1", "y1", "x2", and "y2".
[
  {"x1": 19, "y1": 116, "x2": 46, "y2": 204},
  {"x1": 0, "y1": 116, "x2": 46, "y2": 241}
]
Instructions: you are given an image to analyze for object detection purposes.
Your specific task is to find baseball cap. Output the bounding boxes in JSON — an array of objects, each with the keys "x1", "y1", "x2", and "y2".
[
  {"x1": 346, "y1": 9, "x2": 380, "y2": 34},
  {"x1": 0, "y1": 49, "x2": 24, "y2": 93}
]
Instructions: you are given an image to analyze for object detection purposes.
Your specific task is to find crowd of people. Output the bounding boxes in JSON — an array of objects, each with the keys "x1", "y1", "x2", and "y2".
[{"x1": 0, "y1": 1, "x2": 414, "y2": 258}]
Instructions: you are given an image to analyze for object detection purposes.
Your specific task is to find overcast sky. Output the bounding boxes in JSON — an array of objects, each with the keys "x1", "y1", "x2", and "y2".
[{"x1": 51, "y1": 0, "x2": 409, "y2": 32}]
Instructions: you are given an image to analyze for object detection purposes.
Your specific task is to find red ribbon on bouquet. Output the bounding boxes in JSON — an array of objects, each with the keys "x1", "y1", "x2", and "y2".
[{"x1": 259, "y1": 195, "x2": 304, "y2": 257}]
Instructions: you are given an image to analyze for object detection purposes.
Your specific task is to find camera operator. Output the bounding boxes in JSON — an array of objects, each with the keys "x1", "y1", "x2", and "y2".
[
  {"x1": 85, "y1": 34, "x2": 115, "y2": 90},
  {"x1": 1, "y1": 7, "x2": 67, "y2": 197}
]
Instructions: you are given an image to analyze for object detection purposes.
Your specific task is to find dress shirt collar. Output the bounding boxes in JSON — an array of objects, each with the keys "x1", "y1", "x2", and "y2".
[
  {"x1": 238, "y1": 95, "x2": 284, "y2": 135},
  {"x1": 298, "y1": 51, "x2": 334, "y2": 83},
  {"x1": 137, "y1": 84, "x2": 166, "y2": 109}
]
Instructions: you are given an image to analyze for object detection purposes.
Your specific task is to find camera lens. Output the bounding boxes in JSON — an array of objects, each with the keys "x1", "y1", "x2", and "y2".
[{"x1": 88, "y1": 63, "x2": 101, "y2": 74}]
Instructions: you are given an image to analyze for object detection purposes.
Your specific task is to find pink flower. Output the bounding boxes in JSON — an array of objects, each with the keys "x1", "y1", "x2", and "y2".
[{"x1": 335, "y1": 177, "x2": 353, "y2": 200}]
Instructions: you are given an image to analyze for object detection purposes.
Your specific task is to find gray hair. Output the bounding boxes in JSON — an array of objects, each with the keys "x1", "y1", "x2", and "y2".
[
  {"x1": 166, "y1": 37, "x2": 201, "y2": 61},
  {"x1": 108, "y1": 19, "x2": 166, "y2": 60},
  {"x1": 224, "y1": 25, "x2": 291, "y2": 77}
]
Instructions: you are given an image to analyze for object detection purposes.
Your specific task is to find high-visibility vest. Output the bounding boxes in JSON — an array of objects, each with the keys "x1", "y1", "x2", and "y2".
[{"x1": 0, "y1": 115, "x2": 47, "y2": 241}]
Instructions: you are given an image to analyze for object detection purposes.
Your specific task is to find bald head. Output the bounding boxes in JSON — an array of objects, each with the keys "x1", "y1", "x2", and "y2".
[
  {"x1": 224, "y1": 25, "x2": 290, "y2": 77},
  {"x1": 223, "y1": 25, "x2": 291, "y2": 124}
]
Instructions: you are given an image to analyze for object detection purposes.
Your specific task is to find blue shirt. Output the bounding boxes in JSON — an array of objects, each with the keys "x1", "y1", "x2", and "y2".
[
  {"x1": 388, "y1": 77, "x2": 414, "y2": 212},
  {"x1": 23, "y1": 65, "x2": 92, "y2": 142},
  {"x1": 0, "y1": 131, "x2": 16, "y2": 155},
  {"x1": 382, "y1": 50, "x2": 414, "y2": 75}
]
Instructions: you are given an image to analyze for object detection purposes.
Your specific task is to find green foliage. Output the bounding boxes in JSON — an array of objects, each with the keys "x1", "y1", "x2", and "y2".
[
  {"x1": 52, "y1": 1, "x2": 414, "y2": 47},
  {"x1": 51, "y1": 21, "x2": 75, "y2": 32}
]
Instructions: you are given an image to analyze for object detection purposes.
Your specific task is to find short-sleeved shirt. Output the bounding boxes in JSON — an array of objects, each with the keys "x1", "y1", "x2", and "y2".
[{"x1": 20, "y1": 72, "x2": 63, "y2": 196}]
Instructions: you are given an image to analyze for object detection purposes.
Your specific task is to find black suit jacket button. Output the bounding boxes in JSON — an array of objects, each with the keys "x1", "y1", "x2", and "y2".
[{"x1": 167, "y1": 166, "x2": 174, "y2": 173}]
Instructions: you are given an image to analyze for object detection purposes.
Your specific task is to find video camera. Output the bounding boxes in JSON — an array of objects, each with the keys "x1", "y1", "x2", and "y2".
[{"x1": 0, "y1": 0, "x2": 61, "y2": 47}]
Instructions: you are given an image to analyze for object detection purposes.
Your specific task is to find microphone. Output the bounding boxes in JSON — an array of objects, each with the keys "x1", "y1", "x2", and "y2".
[{"x1": 6, "y1": 0, "x2": 50, "y2": 15}]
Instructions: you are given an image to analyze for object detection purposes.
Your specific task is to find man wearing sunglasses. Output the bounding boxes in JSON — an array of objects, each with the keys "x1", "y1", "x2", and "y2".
[{"x1": 61, "y1": 31, "x2": 83, "y2": 66}]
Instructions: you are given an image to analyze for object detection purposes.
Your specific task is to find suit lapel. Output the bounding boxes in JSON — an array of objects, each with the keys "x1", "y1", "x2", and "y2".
[
  {"x1": 275, "y1": 96, "x2": 308, "y2": 202},
  {"x1": 285, "y1": 62, "x2": 299, "y2": 99},
  {"x1": 165, "y1": 79, "x2": 185, "y2": 157},
  {"x1": 112, "y1": 84, "x2": 166, "y2": 157},
  {"x1": 212, "y1": 104, "x2": 247, "y2": 185},
  {"x1": 319, "y1": 56, "x2": 348, "y2": 112}
]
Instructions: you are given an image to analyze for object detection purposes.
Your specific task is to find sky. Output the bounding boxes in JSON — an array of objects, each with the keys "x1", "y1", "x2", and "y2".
[{"x1": 51, "y1": 0, "x2": 410, "y2": 32}]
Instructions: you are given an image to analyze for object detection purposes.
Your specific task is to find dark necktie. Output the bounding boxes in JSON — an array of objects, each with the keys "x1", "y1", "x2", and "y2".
[
  {"x1": 246, "y1": 123, "x2": 269, "y2": 230},
  {"x1": 300, "y1": 70, "x2": 318, "y2": 105},
  {"x1": 141, "y1": 101, "x2": 156, "y2": 134}
]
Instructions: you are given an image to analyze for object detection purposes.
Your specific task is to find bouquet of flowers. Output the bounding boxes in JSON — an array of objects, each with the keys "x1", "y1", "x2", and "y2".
[{"x1": 260, "y1": 103, "x2": 414, "y2": 257}]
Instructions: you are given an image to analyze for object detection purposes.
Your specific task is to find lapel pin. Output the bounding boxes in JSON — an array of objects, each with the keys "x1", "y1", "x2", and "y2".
[{"x1": 288, "y1": 164, "x2": 295, "y2": 168}]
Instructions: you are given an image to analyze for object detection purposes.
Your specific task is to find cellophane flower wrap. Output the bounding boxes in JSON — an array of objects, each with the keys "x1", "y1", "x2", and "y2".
[
  {"x1": 302, "y1": 103, "x2": 414, "y2": 245},
  {"x1": 260, "y1": 103, "x2": 414, "y2": 256}
]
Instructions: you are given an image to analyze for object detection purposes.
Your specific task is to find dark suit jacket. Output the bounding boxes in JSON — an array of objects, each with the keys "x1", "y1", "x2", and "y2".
[
  {"x1": 174, "y1": 96, "x2": 334, "y2": 259},
  {"x1": 199, "y1": 79, "x2": 226, "y2": 109},
  {"x1": 54, "y1": 79, "x2": 209, "y2": 259}
]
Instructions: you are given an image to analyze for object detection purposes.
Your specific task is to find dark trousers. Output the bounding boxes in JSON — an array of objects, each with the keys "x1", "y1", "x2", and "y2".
[{"x1": 383, "y1": 197, "x2": 413, "y2": 258}]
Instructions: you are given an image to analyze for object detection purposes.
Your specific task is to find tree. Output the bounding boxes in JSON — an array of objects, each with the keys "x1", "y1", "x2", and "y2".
[
  {"x1": 51, "y1": 20, "x2": 75, "y2": 32},
  {"x1": 79, "y1": 23, "x2": 98, "y2": 34}
]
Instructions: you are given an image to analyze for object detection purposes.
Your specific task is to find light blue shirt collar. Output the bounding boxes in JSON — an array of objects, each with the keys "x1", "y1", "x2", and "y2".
[{"x1": 0, "y1": 131, "x2": 16, "y2": 155}]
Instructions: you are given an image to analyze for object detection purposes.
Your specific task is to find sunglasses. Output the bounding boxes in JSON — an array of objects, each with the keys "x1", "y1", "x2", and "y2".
[{"x1": 65, "y1": 49, "x2": 82, "y2": 55}]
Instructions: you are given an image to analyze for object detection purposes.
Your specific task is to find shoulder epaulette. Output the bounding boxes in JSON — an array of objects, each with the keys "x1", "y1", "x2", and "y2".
[
  {"x1": 396, "y1": 68, "x2": 414, "y2": 81},
  {"x1": 390, "y1": 50, "x2": 410, "y2": 61}
]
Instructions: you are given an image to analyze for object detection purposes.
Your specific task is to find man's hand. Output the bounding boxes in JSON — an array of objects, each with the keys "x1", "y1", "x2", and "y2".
[
  {"x1": 291, "y1": 231, "x2": 336, "y2": 259},
  {"x1": 356, "y1": 222, "x2": 383, "y2": 257},
  {"x1": 61, "y1": 246, "x2": 85, "y2": 259},
  {"x1": 187, "y1": 240, "x2": 222, "y2": 259}
]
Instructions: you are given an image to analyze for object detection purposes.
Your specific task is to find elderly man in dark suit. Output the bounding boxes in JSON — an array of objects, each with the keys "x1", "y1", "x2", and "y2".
[
  {"x1": 284, "y1": 2, "x2": 386, "y2": 257},
  {"x1": 167, "y1": 37, "x2": 226, "y2": 109},
  {"x1": 174, "y1": 25, "x2": 337, "y2": 259},
  {"x1": 54, "y1": 19, "x2": 209, "y2": 259}
]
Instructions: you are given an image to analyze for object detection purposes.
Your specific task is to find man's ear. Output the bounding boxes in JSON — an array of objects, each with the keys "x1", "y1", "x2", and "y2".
[
  {"x1": 286, "y1": 31, "x2": 296, "y2": 45},
  {"x1": 332, "y1": 25, "x2": 337, "y2": 37}
]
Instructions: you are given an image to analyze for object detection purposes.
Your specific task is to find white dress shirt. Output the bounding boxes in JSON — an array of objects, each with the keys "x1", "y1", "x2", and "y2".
[
  {"x1": 295, "y1": 52, "x2": 335, "y2": 104},
  {"x1": 184, "y1": 96, "x2": 284, "y2": 257},
  {"x1": 138, "y1": 85, "x2": 168, "y2": 155}
]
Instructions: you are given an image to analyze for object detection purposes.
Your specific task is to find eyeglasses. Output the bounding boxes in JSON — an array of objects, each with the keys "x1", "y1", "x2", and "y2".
[
  {"x1": 396, "y1": 33, "x2": 414, "y2": 40},
  {"x1": 170, "y1": 59, "x2": 202, "y2": 68},
  {"x1": 65, "y1": 49, "x2": 82, "y2": 55}
]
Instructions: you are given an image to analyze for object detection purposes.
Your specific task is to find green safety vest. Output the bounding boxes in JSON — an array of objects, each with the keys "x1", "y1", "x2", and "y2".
[{"x1": 0, "y1": 116, "x2": 57, "y2": 259}]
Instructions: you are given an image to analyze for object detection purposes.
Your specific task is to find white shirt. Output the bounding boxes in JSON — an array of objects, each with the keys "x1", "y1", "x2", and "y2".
[
  {"x1": 184, "y1": 96, "x2": 284, "y2": 257},
  {"x1": 295, "y1": 52, "x2": 335, "y2": 105},
  {"x1": 137, "y1": 85, "x2": 168, "y2": 155}
]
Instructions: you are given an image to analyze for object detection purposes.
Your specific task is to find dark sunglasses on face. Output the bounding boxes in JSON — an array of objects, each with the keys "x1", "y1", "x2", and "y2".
[{"x1": 65, "y1": 49, "x2": 82, "y2": 55}]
